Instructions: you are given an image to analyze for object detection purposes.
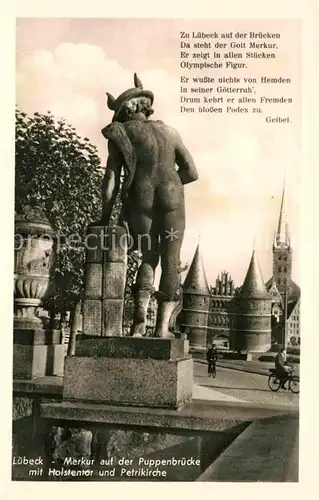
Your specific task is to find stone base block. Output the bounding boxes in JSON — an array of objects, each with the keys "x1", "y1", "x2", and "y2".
[
  {"x1": 75, "y1": 336, "x2": 187, "y2": 360},
  {"x1": 13, "y1": 328, "x2": 62, "y2": 345},
  {"x1": 13, "y1": 317, "x2": 43, "y2": 330},
  {"x1": 63, "y1": 356, "x2": 193, "y2": 409},
  {"x1": 13, "y1": 344, "x2": 65, "y2": 380}
]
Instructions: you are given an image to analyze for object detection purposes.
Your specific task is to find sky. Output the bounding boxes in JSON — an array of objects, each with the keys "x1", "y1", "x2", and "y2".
[{"x1": 16, "y1": 18, "x2": 301, "y2": 287}]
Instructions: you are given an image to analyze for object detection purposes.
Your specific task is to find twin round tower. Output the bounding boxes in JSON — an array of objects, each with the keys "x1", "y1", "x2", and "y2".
[
  {"x1": 178, "y1": 244, "x2": 272, "y2": 353},
  {"x1": 178, "y1": 185, "x2": 293, "y2": 352}
]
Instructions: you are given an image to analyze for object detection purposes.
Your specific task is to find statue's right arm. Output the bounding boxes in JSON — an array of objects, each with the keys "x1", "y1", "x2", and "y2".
[
  {"x1": 101, "y1": 141, "x2": 122, "y2": 223},
  {"x1": 173, "y1": 129, "x2": 199, "y2": 185}
]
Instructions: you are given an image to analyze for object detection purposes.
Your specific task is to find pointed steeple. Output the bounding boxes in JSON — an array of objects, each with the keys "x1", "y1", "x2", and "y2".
[
  {"x1": 274, "y1": 179, "x2": 290, "y2": 249},
  {"x1": 239, "y1": 251, "x2": 269, "y2": 298},
  {"x1": 183, "y1": 244, "x2": 209, "y2": 295}
]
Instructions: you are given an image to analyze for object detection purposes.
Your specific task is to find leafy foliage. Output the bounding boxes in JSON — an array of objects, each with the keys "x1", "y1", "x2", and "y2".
[{"x1": 15, "y1": 108, "x2": 103, "y2": 312}]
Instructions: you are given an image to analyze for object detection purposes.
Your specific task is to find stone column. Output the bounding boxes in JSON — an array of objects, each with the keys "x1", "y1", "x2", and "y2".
[
  {"x1": 83, "y1": 225, "x2": 104, "y2": 336},
  {"x1": 102, "y1": 226, "x2": 127, "y2": 336},
  {"x1": 82, "y1": 225, "x2": 127, "y2": 337}
]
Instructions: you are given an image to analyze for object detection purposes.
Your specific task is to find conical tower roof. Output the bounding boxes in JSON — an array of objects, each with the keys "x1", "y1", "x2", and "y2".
[
  {"x1": 274, "y1": 180, "x2": 290, "y2": 249},
  {"x1": 183, "y1": 244, "x2": 210, "y2": 295},
  {"x1": 239, "y1": 251, "x2": 270, "y2": 299}
]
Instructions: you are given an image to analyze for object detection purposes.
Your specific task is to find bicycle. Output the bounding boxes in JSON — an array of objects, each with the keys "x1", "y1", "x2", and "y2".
[
  {"x1": 208, "y1": 361, "x2": 216, "y2": 378},
  {"x1": 268, "y1": 367, "x2": 299, "y2": 394}
]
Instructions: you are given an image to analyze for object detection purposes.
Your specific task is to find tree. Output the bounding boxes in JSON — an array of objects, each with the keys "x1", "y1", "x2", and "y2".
[{"x1": 15, "y1": 108, "x2": 104, "y2": 315}]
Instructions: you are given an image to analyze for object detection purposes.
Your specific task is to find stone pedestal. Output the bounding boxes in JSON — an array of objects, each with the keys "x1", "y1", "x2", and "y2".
[
  {"x1": 13, "y1": 328, "x2": 65, "y2": 379},
  {"x1": 63, "y1": 337, "x2": 192, "y2": 409},
  {"x1": 64, "y1": 225, "x2": 192, "y2": 409},
  {"x1": 13, "y1": 207, "x2": 64, "y2": 380}
]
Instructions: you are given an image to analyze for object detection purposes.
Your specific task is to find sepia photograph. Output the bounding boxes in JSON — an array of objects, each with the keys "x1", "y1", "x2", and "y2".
[{"x1": 7, "y1": 8, "x2": 314, "y2": 487}]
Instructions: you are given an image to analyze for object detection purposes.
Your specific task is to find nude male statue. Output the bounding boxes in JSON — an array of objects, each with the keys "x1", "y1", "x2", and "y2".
[{"x1": 101, "y1": 73, "x2": 198, "y2": 338}]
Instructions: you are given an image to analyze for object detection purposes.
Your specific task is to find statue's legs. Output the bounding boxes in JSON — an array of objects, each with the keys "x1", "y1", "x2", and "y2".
[
  {"x1": 130, "y1": 214, "x2": 160, "y2": 337},
  {"x1": 154, "y1": 205, "x2": 185, "y2": 338}
]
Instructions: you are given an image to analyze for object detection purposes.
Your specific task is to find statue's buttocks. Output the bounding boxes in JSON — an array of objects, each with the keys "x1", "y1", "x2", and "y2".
[{"x1": 123, "y1": 120, "x2": 184, "y2": 213}]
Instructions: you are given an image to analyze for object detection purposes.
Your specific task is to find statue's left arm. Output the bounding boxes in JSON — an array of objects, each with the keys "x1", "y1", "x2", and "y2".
[
  {"x1": 173, "y1": 129, "x2": 199, "y2": 185},
  {"x1": 101, "y1": 140, "x2": 122, "y2": 224}
]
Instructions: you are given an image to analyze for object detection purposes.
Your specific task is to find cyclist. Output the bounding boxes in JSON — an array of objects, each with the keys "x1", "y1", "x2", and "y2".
[
  {"x1": 206, "y1": 344, "x2": 218, "y2": 377},
  {"x1": 275, "y1": 347, "x2": 292, "y2": 389}
]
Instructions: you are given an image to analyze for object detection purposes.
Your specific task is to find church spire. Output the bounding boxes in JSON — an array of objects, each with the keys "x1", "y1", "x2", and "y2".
[
  {"x1": 274, "y1": 179, "x2": 290, "y2": 249},
  {"x1": 183, "y1": 244, "x2": 209, "y2": 295}
]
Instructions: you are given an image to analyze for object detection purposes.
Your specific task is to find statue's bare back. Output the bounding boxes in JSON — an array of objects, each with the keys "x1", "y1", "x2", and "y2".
[{"x1": 124, "y1": 120, "x2": 184, "y2": 214}]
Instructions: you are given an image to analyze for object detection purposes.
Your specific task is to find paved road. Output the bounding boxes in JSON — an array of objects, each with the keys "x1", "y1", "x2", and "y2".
[{"x1": 194, "y1": 361, "x2": 299, "y2": 407}]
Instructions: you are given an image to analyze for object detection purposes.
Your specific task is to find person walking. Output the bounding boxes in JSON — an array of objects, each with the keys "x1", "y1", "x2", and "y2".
[{"x1": 206, "y1": 344, "x2": 218, "y2": 378}]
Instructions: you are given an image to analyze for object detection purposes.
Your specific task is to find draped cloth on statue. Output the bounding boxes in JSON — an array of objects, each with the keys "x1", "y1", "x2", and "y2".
[{"x1": 101, "y1": 122, "x2": 136, "y2": 197}]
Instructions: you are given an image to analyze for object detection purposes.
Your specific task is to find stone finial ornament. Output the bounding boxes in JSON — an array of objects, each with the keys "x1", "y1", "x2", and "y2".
[{"x1": 14, "y1": 206, "x2": 56, "y2": 327}]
